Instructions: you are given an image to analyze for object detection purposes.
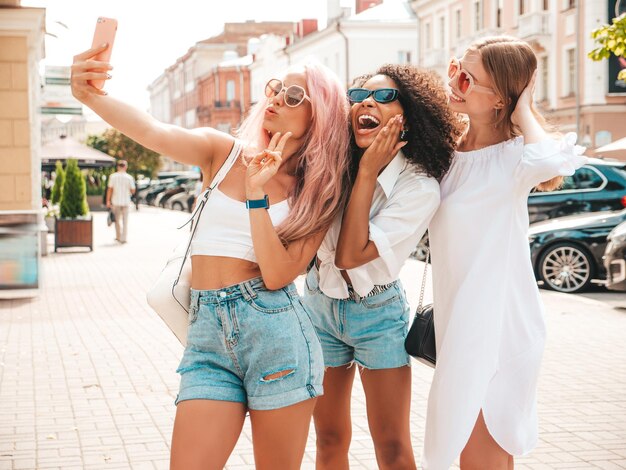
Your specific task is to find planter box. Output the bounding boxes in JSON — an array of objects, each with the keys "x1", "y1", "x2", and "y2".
[
  {"x1": 87, "y1": 195, "x2": 106, "y2": 212},
  {"x1": 54, "y1": 216, "x2": 93, "y2": 252}
]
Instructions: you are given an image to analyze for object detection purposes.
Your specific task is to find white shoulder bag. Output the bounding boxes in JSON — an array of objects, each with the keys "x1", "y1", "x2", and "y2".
[{"x1": 146, "y1": 140, "x2": 242, "y2": 346}]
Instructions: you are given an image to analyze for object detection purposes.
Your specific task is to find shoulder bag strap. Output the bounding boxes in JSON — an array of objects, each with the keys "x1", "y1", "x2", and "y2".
[
  {"x1": 171, "y1": 140, "x2": 242, "y2": 309},
  {"x1": 417, "y1": 247, "x2": 430, "y2": 315}
]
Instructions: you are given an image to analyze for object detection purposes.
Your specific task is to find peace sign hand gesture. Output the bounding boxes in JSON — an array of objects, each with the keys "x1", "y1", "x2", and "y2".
[{"x1": 244, "y1": 131, "x2": 292, "y2": 198}]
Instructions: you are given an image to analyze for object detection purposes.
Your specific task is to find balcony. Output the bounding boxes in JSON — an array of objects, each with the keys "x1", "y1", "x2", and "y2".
[
  {"x1": 196, "y1": 106, "x2": 211, "y2": 118},
  {"x1": 422, "y1": 49, "x2": 448, "y2": 69},
  {"x1": 214, "y1": 100, "x2": 240, "y2": 109},
  {"x1": 518, "y1": 11, "x2": 551, "y2": 39}
]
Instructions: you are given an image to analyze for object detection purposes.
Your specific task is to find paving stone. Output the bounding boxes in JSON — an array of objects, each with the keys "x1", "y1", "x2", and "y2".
[{"x1": 1, "y1": 208, "x2": 624, "y2": 469}]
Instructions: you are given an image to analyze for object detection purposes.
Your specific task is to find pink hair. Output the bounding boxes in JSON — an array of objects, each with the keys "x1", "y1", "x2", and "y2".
[{"x1": 236, "y1": 62, "x2": 351, "y2": 244}]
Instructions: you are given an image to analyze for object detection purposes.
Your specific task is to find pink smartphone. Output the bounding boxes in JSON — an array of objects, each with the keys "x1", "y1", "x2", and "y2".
[{"x1": 89, "y1": 16, "x2": 117, "y2": 89}]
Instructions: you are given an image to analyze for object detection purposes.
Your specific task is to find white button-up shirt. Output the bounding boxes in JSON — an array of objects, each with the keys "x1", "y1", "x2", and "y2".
[
  {"x1": 107, "y1": 172, "x2": 136, "y2": 207},
  {"x1": 317, "y1": 151, "x2": 441, "y2": 299}
]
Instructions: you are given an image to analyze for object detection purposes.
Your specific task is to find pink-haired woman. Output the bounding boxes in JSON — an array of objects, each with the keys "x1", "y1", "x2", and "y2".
[{"x1": 71, "y1": 44, "x2": 351, "y2": 470}]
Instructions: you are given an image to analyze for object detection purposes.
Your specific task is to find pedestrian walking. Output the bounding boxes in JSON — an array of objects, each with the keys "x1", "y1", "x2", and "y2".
[
  {"x1": 71, "y1": 42, "x2": 352, "y2": 470},
  {"x1": 303, "y1": 64, "x2": 460, "y2": 470},
  {"x1": 106, "y1": 159, "x2": 135, "y2": 243},
  {"x1": 423, "y1": 36, "x2": 588, "y2": 470}
]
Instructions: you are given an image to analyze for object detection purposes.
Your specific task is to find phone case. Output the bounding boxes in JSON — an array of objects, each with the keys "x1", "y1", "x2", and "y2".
[{"x1": 89, "y1": 17, "x2": 117, "y2": 89}]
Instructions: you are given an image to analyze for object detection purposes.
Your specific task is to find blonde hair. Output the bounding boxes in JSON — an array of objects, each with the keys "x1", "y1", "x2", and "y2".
[{"x1": 470, "y1": 36, "x2": 561, "y2": 191}]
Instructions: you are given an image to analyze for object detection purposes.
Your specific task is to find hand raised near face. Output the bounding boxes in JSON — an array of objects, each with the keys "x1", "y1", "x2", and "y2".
[
  {"x1": 359, "y1": 114, "x2": 407, "y2": 176},
  {"x1": 244, "y1": 131, "x2": 292, "y2": 198}
]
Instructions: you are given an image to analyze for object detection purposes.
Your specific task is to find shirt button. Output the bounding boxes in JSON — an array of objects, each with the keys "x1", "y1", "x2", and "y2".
[{"x1": 219, "y1": 292, "x2": 227, "y2": 298}]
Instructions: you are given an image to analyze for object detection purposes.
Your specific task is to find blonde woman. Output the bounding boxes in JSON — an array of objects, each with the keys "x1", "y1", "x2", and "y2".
[{"x1": 423, "y1": 36, "x2": 587, "y2": 469}]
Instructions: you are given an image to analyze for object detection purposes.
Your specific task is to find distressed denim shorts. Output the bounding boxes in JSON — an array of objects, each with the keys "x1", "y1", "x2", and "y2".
[
  {"x1": 302, "y1": 265, "x2": 410, "y2": 370},
  {"x1": 175, "y1": 277, "x2": 324, "y2": 410}
]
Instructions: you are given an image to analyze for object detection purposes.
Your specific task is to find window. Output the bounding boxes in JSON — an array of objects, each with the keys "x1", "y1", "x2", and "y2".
[
  {"x1": 560, "y1": 168, "x2": 604, "y2": 191},
  {"x1": 543, "y1": 0, "x2": 549, "y2": 10},
  {"x1": 455, "y1": 9, "x2": 462, "y2": 38},
  {"x1": 185, "y1": 109, "x2": 196, "y2": 128},
  {"x1": 226, "y1": 80, "x2": 235, "y2": 102},
  {"x1": 567, "y1": 0, "x2": 575, "y2": 8},
  {"x1": 540, "y1": 56, "x2": 548, "y2": 101},
  {"x1": 567, "y1": 48, "x2": 576, "y2": 95},
  {"x1": 473, "y1": 1, "x2": 483, "y2": 32},
  {"x1": 519, "y1": 0, "x2": 526, "y2": 15},
  {"x1": 398, "y1": 51, "x2": 411, "y2": 63},
  {"x1": 439, "y1": 17, "x2": 445, "y2": 48},
  {"x1": 496, "y1": 0, "x2": 503, "y2": 27},
  {"x1": 425, "y1": 22, "x2": 432, "y2": 49}
]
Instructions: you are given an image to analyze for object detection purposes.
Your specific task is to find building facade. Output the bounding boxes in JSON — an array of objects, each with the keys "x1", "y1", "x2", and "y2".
[
  {"x1": 196, "y1": 55, "x2": 252, "y2": 133},
  {"x1": 147, "y1": 21, "x2": 298, "y2": 130},
  {"x1": 0, "y1": 3, "x2": 45, "y2": 211},
  {"x1": 412, "y1": 0, "x2": 626, "y2": 156},
  {"x1": 255, "y1": 0, "x2": 418, "y2": 89}
]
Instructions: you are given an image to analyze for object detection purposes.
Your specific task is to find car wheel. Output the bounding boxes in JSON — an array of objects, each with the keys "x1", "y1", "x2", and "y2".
[
  {"x1": 172, "y1": 201, "x2": 184, "y2": 211},
  {"x1": 538, "y1": 242, "x2": 594, "y2": 293}
]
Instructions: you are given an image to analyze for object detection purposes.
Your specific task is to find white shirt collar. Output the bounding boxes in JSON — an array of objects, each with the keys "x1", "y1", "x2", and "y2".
[{"x1": 377, "y1": 150, "x2": 407, "y2": 198}]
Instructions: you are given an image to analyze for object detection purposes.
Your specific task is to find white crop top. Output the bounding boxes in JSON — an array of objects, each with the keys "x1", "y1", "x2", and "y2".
[{"x1": 189, "y1": 186, "x2": 290, "y2": 262}]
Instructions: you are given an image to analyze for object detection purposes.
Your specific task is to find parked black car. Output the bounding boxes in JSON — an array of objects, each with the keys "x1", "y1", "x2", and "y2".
[
  {"x1": 528, "y1": 159, "x2": 626, "y2": 224},
  {"x1": 604, "y1": 220, "x2": 626, "y2": 292},
  {"x1": 528, "y1": 209, "x2": 626, "y2": 293}
]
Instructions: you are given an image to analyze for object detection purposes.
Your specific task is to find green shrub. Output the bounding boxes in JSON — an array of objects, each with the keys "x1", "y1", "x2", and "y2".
[
  {"x1": 50, "y1": 161, "x2": 65, "y2": 205},
  {"x1": 60, "y1": 159, "x2": 89, "y2": 218}
]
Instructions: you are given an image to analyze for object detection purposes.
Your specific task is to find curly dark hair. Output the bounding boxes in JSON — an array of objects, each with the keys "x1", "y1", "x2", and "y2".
[{"x1": 352, "y1": 64, "x2": 462, "y2": 180}]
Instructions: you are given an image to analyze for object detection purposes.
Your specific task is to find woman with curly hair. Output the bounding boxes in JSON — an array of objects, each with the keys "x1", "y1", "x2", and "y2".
[
  {"x1": 302, "y1": 64, "x2": 461, "y2": 469},
  {"x1": 423, "y1": 36, "x2": 587, "y2": 469}
]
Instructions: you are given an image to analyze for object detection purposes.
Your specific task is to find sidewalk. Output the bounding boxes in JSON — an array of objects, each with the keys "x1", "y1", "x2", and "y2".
[{"x1": 0, "y1": 206, "x2": 625, "y2": 470}]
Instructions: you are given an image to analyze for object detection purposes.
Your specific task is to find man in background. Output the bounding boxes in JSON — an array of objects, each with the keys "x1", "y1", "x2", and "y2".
[{"x1": 106, "y1": 160, "x2": 136, "y2": 243}]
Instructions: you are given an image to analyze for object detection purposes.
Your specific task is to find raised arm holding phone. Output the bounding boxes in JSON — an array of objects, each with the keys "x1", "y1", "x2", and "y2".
[{"x1": 71, "y1": 18, "x2": 353, "y2": 470}]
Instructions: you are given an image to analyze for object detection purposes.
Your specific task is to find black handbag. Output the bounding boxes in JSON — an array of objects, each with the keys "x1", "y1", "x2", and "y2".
[
  {"x1": 107, "y1": 208, "x2": 115, "y2": 226},
  {"x1": 404, "y1": 249, "x2": 436, "y2": 367}
]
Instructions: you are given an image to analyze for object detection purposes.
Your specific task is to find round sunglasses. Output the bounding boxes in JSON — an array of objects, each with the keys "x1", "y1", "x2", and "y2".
[
  {"x1": 265, "y1": 78, "x2": 311, "y2": 107},
  {"x1": 447, "y1": 58, "x2": 495, "y2": 98},
  {"x1": 347, "y1": 88, "x2": 399, "y2": 104}
]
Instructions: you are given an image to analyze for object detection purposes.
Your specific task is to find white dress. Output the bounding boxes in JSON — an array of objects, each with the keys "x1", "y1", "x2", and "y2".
[{"x1": 423, "y1": 133, "x2": 587, "y2": 470}]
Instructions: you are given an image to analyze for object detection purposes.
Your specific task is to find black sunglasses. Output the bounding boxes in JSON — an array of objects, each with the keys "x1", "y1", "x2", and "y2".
[{"x1": 347, "y1": 88, "x2": 399, "y2": 104}]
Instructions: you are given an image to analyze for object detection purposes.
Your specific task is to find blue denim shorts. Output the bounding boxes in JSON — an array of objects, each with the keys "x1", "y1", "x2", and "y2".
[
  {"x1": 302, "y1": 265, "x2": 410, "y2": 370},
  {"x1": 175, "y1": 277, "x2": 324, "y2": 410}
]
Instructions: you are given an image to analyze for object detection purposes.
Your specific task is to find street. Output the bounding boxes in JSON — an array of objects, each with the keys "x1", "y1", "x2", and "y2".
[{"x1": 0, "y1": 206, "x2": 624, "y2": 469}]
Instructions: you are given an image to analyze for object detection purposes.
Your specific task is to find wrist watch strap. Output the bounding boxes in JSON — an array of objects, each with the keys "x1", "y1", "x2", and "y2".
[{"x1": 246, "y1": 194, "x2": 270, "y2": 209}]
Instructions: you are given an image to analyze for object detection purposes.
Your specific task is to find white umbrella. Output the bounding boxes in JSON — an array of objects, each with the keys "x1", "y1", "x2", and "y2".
[
  {"x1": 595, "y1": 136, "x2": 626, "y2": 153},
  {"x1": 41, "y1": 135, "x2": 116, "y2": 170}
]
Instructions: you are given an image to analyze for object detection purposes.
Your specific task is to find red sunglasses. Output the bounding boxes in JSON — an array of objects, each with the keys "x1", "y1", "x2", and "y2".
[{"x1": 447, "y1": 57, "x2": 495, "y2": 98}]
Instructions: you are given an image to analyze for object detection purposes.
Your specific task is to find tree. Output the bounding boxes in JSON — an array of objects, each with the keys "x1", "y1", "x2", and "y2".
[
  {"x1": 50, "y1": 160, "x2": 65, "y2": 205},
  {"x1": 86, "y1": 129, "x2": 161, "y2": 179},
  {"x1": 60, "y1": 159, "x2": 89, "y2": 218},
  {"x1": 588, "y1": 13, "x2": 626, "y2": 81}
]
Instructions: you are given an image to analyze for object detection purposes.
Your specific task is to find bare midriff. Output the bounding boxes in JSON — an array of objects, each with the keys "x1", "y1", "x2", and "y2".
[{"x1": 191, "y1": 256, "x2": 263, "y2": 290}]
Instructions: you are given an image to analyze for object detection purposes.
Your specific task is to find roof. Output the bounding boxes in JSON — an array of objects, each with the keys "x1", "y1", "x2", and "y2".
[
  {"x1": 41, "y1": 136, "x2": 116, "y2": 169},
  {"x1": 348, "y1": 0, "x2": 416, "y2": 22}
]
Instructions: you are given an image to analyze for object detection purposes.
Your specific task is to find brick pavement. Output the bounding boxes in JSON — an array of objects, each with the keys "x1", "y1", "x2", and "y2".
[{"x1": 0, "y1": 206, "x2": 624, "y2": 469}]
